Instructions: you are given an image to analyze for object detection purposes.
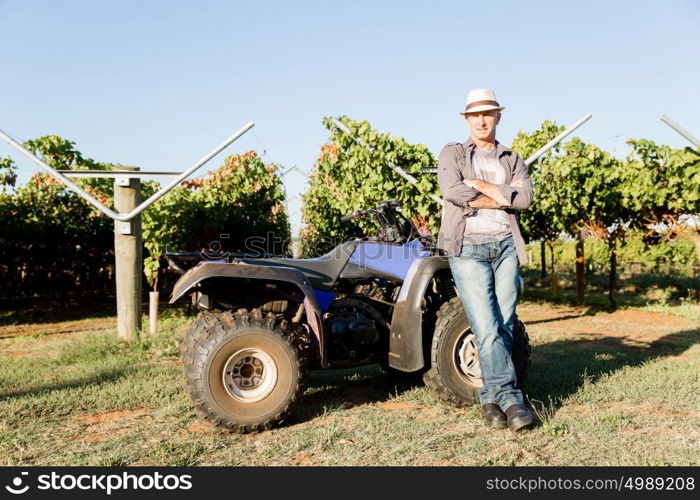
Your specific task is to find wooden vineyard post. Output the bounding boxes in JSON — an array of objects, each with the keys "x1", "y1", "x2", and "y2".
[{"x1": 114, "y1": 167, "x2": 143, "y2": 341}]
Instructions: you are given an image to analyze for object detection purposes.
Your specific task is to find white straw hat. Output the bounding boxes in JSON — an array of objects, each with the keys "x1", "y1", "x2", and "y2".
[{"x1": 459, "y1": 88, "x2": 505, "y2": 115}]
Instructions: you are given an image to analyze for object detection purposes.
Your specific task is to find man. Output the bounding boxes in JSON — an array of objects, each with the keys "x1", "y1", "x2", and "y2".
[{"x1": 437, "y1": 88, "x2": 535, "y2": 432}]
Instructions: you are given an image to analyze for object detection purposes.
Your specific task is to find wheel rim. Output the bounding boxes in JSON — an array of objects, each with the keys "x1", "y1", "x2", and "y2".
[
  {"x1": 222, "y1": 348, "x2": 278, "y2": 403},
  {"x1": 454, "y1": 329, "x2": 483, "y2": 387}
]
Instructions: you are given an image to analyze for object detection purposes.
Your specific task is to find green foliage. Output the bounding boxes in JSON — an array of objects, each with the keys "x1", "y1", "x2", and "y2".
[
  {"x1": 623, "y1": 139, "x2": 700, "y2": 219},
  {"x1": 22, "y1": 135, "x2": 115, "y2": 204},
  {"x1": 554, "y1": 137, "x2": 630, "y2": 238},
  {"x1": 526, "y1": 232, "x2": 697, "y2": 275},
  {"x1": 512, "y1": 122, "x2": 630, "y2": 244},
  {"x1": 511, "y1": 120, "x2": 567, "y2": 242},
  {"x1": 1, "y1": 136, "x2": 290, "y2": 296},
  {"x1": 0, "y1": 138, "x2": 116, "y2": 300},
  {"x1": 510, "y1": 119, "x2": 566, "y2": 161},
  {"x1": 142, "y1": 151, "x2": 290, "y2": 289},
  {"x1": 622, "y1": 140, "x2": 700, "y2": 267},
  {"x1": 0, "y1": 157, "x2": 17, "y2": 191},
  {"x1": 300, "y1": 116, "x2": 439, "y2": 256},
  {"x1": 512, "y1": 122, "x2": 636, "y2": 305}
]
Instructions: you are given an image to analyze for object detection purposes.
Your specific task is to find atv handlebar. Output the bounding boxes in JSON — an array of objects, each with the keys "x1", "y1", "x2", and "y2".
[
  {"x1": 341, "y1": 199, "x2": 435, "y2": 247},
  {"x1": 340, "y1": 209, "x2": 368, "y2": 222},
  {"x1": 341, "y1": 199, "x2": 400, "y2": 221}
]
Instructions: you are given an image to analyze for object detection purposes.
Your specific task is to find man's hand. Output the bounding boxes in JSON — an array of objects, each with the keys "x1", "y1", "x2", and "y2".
[
  {"x1": 462, "y1": 178, "x2": 479, "y2": 190},
  {"x1": 468, "y1": 196, "x2": 503, "y2": 209}
]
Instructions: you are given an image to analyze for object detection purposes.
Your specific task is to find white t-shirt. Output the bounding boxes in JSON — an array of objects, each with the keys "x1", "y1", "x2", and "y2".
[{"x1": 463, "y1": 147, "x2": 512, "y2": 244}]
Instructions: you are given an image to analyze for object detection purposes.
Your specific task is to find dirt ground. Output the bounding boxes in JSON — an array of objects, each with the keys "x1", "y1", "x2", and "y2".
[
  {"x1": 3, "y1": 302, "x2": 691, "y2": 342},
  {"x1": 0, "y1": 317, "x2": 116, "y2": 340},
  {"x1": 516, "y1": 303, "x2": 692, "y2": 345},
  {"x1": 0, "y1": 302, "x2": 694, "y2": 361}
]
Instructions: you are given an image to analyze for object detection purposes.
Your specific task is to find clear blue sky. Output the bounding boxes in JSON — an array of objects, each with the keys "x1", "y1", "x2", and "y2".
[{"x1": 2, "y1": 0, "x2": 698, "y2": 235}]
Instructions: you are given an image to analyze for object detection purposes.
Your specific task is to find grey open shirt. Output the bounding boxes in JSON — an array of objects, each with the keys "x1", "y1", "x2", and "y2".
[{"x1": 436, "y1": 138, "x2": 534, "y2": 265}]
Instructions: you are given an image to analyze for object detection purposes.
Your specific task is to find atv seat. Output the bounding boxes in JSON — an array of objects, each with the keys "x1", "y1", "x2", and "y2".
[{"x1": 240, "y1": 240, "x2": 359, "y2": 290}]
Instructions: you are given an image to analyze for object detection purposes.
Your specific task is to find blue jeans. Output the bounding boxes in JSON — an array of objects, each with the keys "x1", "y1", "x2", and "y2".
[{"x1": 447, "y1": 236, "x2": 524, "y2": 411}]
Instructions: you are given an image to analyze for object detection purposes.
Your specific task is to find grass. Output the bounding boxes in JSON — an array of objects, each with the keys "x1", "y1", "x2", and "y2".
[
  {"x1": 641, "y1": 301, "x2": 700, "y2": 322},
  {"x1": 0, "y1": 300, "x2": 698, "y2": 466}
]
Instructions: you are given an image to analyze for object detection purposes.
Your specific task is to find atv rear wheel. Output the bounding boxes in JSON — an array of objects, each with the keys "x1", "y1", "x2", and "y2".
[
  {"x1": 181, "y1": 309, "x2": 308, "y2": 432},
  {"x1": 423, "y1": 297, "x2": 530, "y2": 407}
]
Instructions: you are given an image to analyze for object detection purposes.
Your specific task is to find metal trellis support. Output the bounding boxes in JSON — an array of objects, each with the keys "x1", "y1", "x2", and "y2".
[
  {"x1": 0, "y1": 122, "x2": 255, "y2": 341},
  {"x1": 661, "y1": 115, "x2": 699, "y2": 148}
]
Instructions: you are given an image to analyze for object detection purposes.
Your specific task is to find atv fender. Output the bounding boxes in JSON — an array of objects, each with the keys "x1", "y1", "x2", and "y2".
[
  {"x1": 388, "y1": 255, "x2": 450, "y2": 372},
  {"x1": 170, "y1": 262, "x2": 329, "y2": 367}
]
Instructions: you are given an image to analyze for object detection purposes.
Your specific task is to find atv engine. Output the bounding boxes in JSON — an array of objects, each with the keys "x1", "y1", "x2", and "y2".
[
  {"x1": 329, "y1": 311, "x2": 379, "y2": 346},
  {"x1": 323, "y1": 298, "x2": 389, "y2": 365}
]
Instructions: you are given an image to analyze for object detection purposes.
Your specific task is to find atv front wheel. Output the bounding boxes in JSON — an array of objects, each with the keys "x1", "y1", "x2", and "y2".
[
  {"x1": 181, "y1": 309, "x2": 308, "y2": 432},
  {"x1": 423, "y1": 297, "x2": 530, "y2": 407}
]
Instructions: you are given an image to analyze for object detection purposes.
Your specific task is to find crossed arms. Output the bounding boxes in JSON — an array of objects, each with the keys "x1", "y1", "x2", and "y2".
[
  {"x1": 464, "y1": 178, "x2": 527, "y2": 209},
  {"x1": 437, "y1": 145, "x2": 534, "y2": 211}
]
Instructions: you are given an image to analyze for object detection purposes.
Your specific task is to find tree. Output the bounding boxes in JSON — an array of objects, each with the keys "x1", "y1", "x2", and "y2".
[
  {"x1": 142, "y1": 151, "x2": 291, "y2": 290},
  {"x1": 23, "y1": 135, "x2": 115, "y2": 204},
  {"x1": 513, "y1": 125, "x2": 631, "y2": 306},
  {"x1": 511, "y1": 121, "x2": 567, "y2": 290},
  {"x1": 0, "y1": 158, "x2": 17, "y2": 191},
  {"x1": 623, "y1": 140, "x2": 700, "y2": 267},
  {"x1": 0, "y1": 137, "x2": 115, "y2": 299},
  {"x1": 300, "y1": 116, "x2": 440, "y2": 256},
  {"x1": 552, "y1": 138, "x2": 630, "y2": 307}
]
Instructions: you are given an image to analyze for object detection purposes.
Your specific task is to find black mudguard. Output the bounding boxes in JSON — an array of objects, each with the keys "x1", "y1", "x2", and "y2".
[
  {"x1": 170, "y1": 262, "x2": 329, "y2": 367},
  {"x1": 388, "y1": 255, "x2": 450, "y2": 372}
]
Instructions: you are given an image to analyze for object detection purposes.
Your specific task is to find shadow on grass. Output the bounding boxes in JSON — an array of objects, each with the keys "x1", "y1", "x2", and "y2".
[
  {"x1": 292, "y1": 365, "x2": 423, "y2": 425},
  {"x1": 525, "y1": 311, "x2": 597, "y2": 326},
  {"x1": 293, "y1": 327, "x2": 699, "y2": 427},
  {"x1": 525, "y1": 327, "x2": 700, "y2": 411}
]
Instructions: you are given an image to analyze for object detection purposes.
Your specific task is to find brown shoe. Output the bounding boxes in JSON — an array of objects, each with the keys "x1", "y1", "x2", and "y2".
[
  {"x1": 482, "y1": 403, "x2": 507, "y2": 429},
  {"x1": 504, "y1": 403, "x2": 534, "y2": 432}
]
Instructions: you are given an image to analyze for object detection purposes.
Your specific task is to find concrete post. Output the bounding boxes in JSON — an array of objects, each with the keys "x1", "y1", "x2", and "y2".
[
  {"x1": 114, "y1": 167, "x2": 142, "y2": 341},
  {"x1": 149, "y1": 291, "x2": 159, "y2": 335}
]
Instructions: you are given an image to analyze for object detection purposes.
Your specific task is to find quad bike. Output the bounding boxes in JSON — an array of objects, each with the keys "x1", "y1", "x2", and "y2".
[{"x1": 167, "y1": 200, "x2": 530, "y2": 432}]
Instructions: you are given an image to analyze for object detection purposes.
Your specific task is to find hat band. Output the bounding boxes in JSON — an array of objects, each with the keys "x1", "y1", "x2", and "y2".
[{"x1": 465, "y1": 99, "x2": 500, "y2": 111}]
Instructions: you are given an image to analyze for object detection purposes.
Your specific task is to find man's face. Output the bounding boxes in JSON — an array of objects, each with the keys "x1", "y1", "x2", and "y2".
[{"x1": 465, "y1": 110, "x2": 501, "y2": 142}]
